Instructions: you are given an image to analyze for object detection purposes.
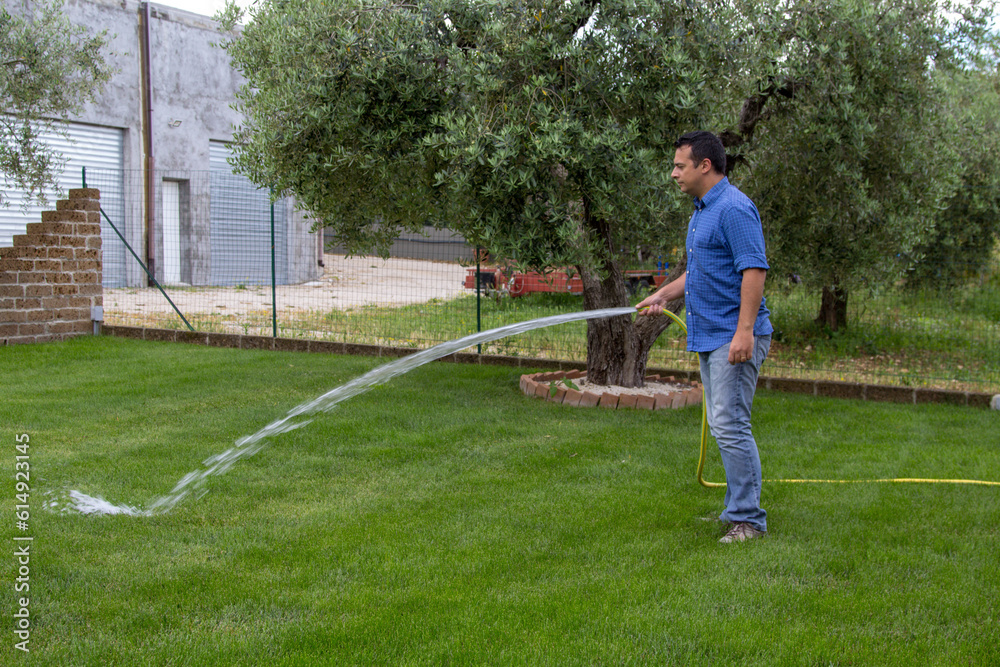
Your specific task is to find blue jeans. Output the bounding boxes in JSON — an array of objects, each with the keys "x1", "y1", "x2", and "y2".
[{"x1": 699, "y1": 335, "x2": 771, "y2": 532}]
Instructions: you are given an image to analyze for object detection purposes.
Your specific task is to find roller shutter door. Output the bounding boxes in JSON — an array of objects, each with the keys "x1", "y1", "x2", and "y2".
[
  {"x1": 0, "y1": 122, "x2": 127, "y2": 287},
  {"x1": 209, "y1": 142, "x2": 287, "y2": 286}
]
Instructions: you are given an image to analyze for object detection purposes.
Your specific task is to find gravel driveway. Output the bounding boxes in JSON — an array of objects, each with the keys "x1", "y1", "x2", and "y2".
[{"x1": 104, "y1": 255, "x2": 472, "y2": 318}]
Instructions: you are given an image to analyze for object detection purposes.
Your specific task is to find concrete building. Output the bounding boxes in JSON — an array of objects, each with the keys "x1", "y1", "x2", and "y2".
[{"x1": 0, "y1": 0, "x2": 324, "y2": 287}]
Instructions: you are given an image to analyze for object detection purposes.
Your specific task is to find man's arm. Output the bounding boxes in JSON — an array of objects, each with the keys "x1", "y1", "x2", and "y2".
[
  {"x1": 728, "y1": 268, "x2": 766, "y2": 364},
  {"x1": 636, "y1": 273, "x2": 685, "y2": 316}
]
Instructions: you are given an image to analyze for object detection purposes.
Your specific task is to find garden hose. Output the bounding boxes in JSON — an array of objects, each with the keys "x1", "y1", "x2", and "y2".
[{"x1": 642, "y1": 307, "x2": 1000, "y2": 488}]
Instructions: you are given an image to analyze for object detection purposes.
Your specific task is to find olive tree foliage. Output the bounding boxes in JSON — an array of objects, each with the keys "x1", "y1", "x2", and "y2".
[
  {"x1": 906, "y1": 68, "x2": 1000, "y2": 289},
  {"x1": 0, "y1": 0, "x2": 112, "y2": 208},
  {"x1": 731, "y1": 0, "x2": 998, "y2": 331},
  {"x1": 219, "y1": 0, "x2": 775, "y2": 385}
]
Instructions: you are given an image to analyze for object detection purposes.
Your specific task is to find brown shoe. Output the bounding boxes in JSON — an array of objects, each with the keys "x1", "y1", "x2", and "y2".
[
  {"x1": 698, "y1": 515, "x2": 731, "y2": 534},
  {"x1": 719, "y1": 522, "x2": 766, "y2": 544}
]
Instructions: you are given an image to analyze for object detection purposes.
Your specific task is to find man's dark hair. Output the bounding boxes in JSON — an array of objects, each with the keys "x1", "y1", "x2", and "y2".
[{"x1": 674, "y1": 131, "x2": 726, "y2": 175}]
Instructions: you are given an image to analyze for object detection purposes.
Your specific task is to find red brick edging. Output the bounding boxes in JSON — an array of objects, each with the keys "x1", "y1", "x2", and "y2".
[{"x1": 520, "y1": 370, "x2": 702, "y2": 410}]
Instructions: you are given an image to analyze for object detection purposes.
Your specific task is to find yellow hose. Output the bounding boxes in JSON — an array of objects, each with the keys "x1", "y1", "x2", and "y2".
[{"x1": 646, "y1": 307, "x2": 1000, "y2": 488}]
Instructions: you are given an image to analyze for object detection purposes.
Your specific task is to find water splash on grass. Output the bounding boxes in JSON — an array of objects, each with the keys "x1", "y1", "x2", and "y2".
[
  {"x1": 44, "y1": 489, "x2": 143, "y2": 516},
  {"x1": 49, "y1": 307, "x2": 638, "y2": 516}
]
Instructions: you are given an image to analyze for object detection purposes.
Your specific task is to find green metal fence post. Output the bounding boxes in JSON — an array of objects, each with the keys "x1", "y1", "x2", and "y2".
[
  {"x1": 270, "y1": 191, "x2": 277, "y2": 338},
  {"x1": 476, "y1": 246, "x2": 482, "y2": 354}
]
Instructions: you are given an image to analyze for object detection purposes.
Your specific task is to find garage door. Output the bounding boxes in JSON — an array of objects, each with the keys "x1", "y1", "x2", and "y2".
[
  {"x1": 209, "y1": 142, "x2": 288, "y2": 286},
  {"x1": 0, "y1": 122, "x2": 127, "y2": 287}
]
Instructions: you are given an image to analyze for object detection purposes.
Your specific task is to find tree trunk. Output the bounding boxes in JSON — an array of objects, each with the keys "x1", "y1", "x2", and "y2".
[
  {"x1": 577, "y1": 203, "x2": 686, "y2": 386},
  {"x1": 580, "y1": 258, "x2": 686, "y2": 387},
  {"x1": 816, "y1": 285, "x2": 848, "y2": 331}
]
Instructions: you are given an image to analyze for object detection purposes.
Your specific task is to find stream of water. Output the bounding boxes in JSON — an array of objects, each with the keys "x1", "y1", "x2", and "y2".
[{"x1": 45, "y1": 307, "x2": 639, "y2": 516}]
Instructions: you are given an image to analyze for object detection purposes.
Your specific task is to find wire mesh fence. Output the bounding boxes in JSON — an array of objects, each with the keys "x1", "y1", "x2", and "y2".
[{"x1": 89, "y1": 169, "x2": 1000, "y2": 394}]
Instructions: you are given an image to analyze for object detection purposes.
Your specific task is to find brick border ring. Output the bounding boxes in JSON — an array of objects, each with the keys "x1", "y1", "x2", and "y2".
[{"x1": 520, "y1": 370, "x2": 702, "y2": 410}]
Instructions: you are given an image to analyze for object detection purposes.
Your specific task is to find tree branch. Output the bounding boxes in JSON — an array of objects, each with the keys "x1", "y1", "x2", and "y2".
[{"x1": 720, "y1": 77, "x2": 807, "y2": 175}]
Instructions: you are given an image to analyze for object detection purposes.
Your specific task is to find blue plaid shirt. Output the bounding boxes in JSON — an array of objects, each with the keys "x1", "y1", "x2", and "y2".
[{"x1": 684, "y1": 177, "x2": 773, "y2": 352}]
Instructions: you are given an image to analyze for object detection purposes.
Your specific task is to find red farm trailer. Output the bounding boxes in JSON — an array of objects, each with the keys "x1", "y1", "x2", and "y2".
[{"x1": 463, "y1": 267, "x2": 668, "y2": 297}]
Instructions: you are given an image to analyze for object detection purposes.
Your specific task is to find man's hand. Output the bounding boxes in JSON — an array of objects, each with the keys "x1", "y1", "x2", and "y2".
[
  {"x1": 636, "y1": 292, "x2": 667, "y2": 316},
  {"x1": 636, "y1": 275, "x2": 685, "y2": 316},
  {"x1": 729, "y1": 268, "x2": 766, "y2": 364},
  {"x1": 728, "y1": 329, "x2": 754, "y2": 365}
]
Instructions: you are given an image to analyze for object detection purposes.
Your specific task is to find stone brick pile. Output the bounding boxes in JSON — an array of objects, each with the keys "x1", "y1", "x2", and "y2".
[{"x1": 0, "y1": 188, "x2": 103, "y2": 345}]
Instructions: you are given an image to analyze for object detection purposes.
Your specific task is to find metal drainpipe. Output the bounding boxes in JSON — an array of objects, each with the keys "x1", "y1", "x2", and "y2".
[{"x1": 140, "y1": 2, "x2": 156, "y2": 282}]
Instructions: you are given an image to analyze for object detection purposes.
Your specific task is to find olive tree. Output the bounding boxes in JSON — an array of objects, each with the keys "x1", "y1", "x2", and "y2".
[
  {"x1": 906, "y1": 68, "x2": 1000, "y2": 288},
  {"x1": 1, "y1": 0, "x2": 112, "y2": 207},
  {"x1": 730, "y1": 0, "x2": 998, "y2": 330},
  {"x1": 219, "y1": 0, "x2": 774, "y2": 385}
]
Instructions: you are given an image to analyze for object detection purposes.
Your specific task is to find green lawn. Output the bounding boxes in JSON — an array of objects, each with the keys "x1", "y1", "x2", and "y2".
[{"x1": 3, "y1": 337, "x2": 999, "y2": 665}]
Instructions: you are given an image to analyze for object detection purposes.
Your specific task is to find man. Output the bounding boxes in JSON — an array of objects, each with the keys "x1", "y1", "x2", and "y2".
[{"x1": 637, "y1": 131, "x2": 773, "y2": 544}]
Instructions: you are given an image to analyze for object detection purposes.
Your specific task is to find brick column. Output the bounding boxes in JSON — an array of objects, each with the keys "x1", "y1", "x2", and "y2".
[{"x1": 0, "y1": 188, "x2": 103, "y2": 345}]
